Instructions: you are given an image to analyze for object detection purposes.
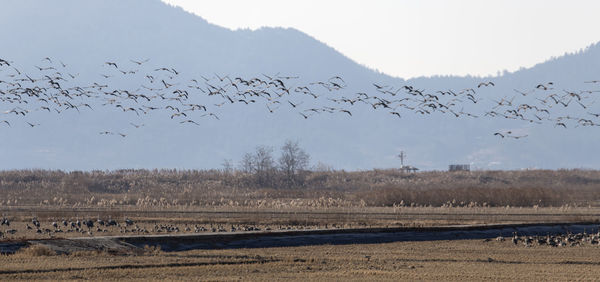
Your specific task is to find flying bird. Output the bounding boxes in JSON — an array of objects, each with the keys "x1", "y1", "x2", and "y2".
[
  {"x1": 340, "y1": 109, "x2": 352, "y2": 116},
  {"x1": 0, "y1": 58, "x2": 11, "y2": 66},
  {"x1": 104, "y1": 62, "x2": 118, "y2": 68},
  {"x1": 180, "y1": 120, "x2": 200, "y2": 125},
  {"x1": 511, "y1": 135, "x2": 528, "y2": 139},
  {"x1": 130, "y1": 59, "x2": 149, "y2": 65},
  {"x1": 477, "y1": 81, "x2": 495, "y2": 88}
]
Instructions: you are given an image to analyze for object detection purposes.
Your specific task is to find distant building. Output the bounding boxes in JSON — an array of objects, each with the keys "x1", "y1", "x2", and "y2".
[
  {"x1": 400, "y1": 165, "x2": 419, "y2": 173},
  {"x1": 449, "y1": 164, "x2": 470, "y2": 172},
  {"x1": 398, "y1": 151, "x2": 418, "y2": 173}
]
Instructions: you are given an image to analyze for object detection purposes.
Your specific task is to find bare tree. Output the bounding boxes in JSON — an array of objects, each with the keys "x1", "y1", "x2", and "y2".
[
  {"x1": 240, "y1": 153, "x2": 254, "y2": 174},
  {"x1": 221, "y1": 159, "x2": 234, "y2": 174},
  {"x1": 240, "y1": 145, "x2": 275, "y2": 186},
  {"x1": 279, "y1": 140, "x2": 310, "y2": 184},
  {"x1": 254, "y1": 145, "x2": 275, "y2": 177}
]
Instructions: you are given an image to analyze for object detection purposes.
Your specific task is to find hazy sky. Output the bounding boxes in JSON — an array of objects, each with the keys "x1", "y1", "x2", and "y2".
[{"x1": 161, "y1": 0, "x2": 600, "y2": 79}]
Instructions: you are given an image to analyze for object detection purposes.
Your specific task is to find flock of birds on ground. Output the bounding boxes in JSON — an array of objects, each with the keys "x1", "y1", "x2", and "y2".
[
  {"x1": 1, "y1": 57, "x2": 600, "y2": 139},
  {"x1": 0, "y1": 216, "x2": 342, "y2": 238},
  {"x1": 1, "y1": 216, "x2": 136, "y2": 237},
  {"x1": 492, "y1": 230, "x2": 600, "y2": 248}
]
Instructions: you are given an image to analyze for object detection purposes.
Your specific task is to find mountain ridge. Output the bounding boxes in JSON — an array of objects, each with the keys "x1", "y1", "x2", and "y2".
[{"x1": 0, "y1": 0, "x2": 599, "y2": 171}]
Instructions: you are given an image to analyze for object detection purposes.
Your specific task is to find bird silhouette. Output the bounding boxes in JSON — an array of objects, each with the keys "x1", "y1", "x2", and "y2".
[
  {"x1": 477, "y1": 81, "x2": 495, "y2": 88},
  {"x1": 130, "y1": 59, "x2": 149, "y2": 65},
  {"x1": 104, "y1": 62, "x2": 118, "y2": 68}
]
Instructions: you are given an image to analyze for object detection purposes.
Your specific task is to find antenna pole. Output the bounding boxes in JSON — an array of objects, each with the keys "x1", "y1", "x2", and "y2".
[{"x1": 398, "y1": 151, "x2": 405, "y2": 167}]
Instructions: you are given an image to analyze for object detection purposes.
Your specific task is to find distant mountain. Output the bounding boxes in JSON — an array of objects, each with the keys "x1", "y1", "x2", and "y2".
[{"x1": 1, "y1": 0, "x2": 599, "y2": 171}]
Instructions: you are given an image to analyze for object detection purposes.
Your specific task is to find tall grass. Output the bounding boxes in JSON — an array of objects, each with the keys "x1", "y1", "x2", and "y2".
[{"x1": 0, "y1": 169, "x2": 599, "y2": 208}]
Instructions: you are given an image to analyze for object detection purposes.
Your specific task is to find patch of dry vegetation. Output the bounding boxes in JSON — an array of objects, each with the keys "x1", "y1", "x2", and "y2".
[
  {"x1": 1, "y1": 169, "x2": 600, "y2": 209},
  {"x1": 14, "y1": 245, "x2": 56, "y2": 257}
]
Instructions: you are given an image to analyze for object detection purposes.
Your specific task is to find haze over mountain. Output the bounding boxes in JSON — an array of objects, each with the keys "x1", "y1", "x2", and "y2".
[{"x1": 1, "y1": 0, "x2": 599, "y2": 171}]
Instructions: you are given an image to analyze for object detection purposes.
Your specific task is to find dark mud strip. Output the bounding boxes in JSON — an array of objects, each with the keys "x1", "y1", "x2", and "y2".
[
  {"x1": 122, "y1": 223, "x2": 600, "y2": 251},
  {"x1": 0, "y1": 259, "x2": 279, "y2": 275},
  {"x1": 0, "y1": 242, "x2": 27, "y2": 254}
]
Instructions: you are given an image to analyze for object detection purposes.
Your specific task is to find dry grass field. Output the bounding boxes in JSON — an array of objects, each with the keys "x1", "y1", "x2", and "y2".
[
  {"x1": 2, "y1": 238, "x2": 600, "y2": 281},
  {"x1": 2, "y1": 169, "x2": 600, "y2": 210}
]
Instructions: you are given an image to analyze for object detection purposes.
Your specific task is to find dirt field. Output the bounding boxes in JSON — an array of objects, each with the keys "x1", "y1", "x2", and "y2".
[{"x1": 2, "y1": 238, "x2": 599, "y2": 281}]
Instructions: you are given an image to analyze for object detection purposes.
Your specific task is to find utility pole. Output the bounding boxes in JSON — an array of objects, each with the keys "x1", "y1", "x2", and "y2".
[{"x1": 398, "y1": 151, "x2": 405, "y2": 167}]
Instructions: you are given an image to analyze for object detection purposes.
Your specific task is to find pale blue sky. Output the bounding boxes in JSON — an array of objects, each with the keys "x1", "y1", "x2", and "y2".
[{"x1": 162, "y1": 0, "x2": 600, "y2": 79}]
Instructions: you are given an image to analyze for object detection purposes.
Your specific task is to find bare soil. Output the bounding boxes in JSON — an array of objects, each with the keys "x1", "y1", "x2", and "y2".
[{"x1": 2, "y1": 237, "x2": 600, "y2": 281}]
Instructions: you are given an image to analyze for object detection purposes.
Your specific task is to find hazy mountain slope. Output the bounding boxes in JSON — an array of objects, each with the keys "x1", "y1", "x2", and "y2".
[{"x1": 0, "y1": 0, "x2": 599, "y2": 171}]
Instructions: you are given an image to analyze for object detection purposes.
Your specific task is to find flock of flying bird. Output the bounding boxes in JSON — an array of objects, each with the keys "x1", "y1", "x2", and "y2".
[{"x1": 1, "y1": 57, "x2": 600, "y2": 139}]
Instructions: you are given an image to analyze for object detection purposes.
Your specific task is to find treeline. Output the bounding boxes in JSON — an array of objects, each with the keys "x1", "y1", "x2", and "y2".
[{"x1": 1, "y1": 168, "x2": 600, "y2": 208}]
